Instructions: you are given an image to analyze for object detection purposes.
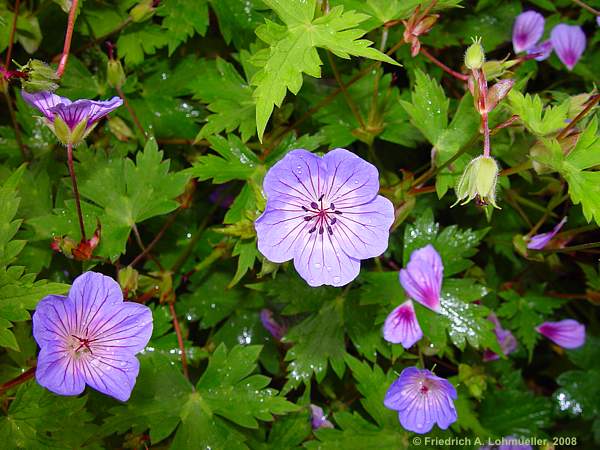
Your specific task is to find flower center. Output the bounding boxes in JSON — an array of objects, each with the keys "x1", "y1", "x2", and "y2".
[
  {"x1": 418, "y1": 379, "x2": 430, "y2": 395},
  {"x1": 302, "y1": 194, "x2": 343, "y2": 235},
  {"x1": 70, "y1": 334, "x2": 95, "y2": 356}
]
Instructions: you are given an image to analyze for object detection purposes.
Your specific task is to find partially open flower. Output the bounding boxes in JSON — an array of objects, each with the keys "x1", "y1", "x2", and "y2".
[
  {"x1": 402, "y1": 4, "x2": 439, "y2": 56},
  {"x1": 483, "y1": 313, "x2": 517, "y2": 361},
  {"x1": 21, "y1": 90, "x2": 122, "y2": 146},
  {"x1": 527, "y1": 40, "x2": 553, "y2": 61},
  {"x1": 383, "y1": 300, "x2": 423, "y2": 348},
  {"x1": 399, "y1": 245, "x2": 443, "y2": 312},
  {"x1": 527, "y1": 217, "x2": 567, "y2": 250},
  {"x1": 536, "y1": 319, "x2": 585, "y2": 349},
  {"x1": 453, "y1": 156, "x2": 500, "y2": 208},
  {"x1": 512, "y1": 11, "x2": 545, "y2": 53},
  {"x1": 551, "y1": 24, "x2": 586, "y2": 71}
]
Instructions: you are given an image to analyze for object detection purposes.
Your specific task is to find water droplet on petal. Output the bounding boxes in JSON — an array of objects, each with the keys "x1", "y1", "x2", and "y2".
[
  {"x1": 315, "y1": 262, "x2": 322, "y2": 269},
  {"x1": 333, "y1": 276, "x2": 341, "y2": 283}
]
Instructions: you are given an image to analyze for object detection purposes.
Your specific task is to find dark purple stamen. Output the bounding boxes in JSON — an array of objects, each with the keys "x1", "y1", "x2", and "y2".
[
  {"x1": 319, "y1": 226, "x2": 324, "y2": 234},
  {"x1": 309, "y1": 226, "x2": 316, "y2": 233},
  {"x1": 303, "y1": 196, "x2": 342, "y2": 236},
  {"x1": 304, "y1": 216, "x2": 312, "y2": 221},
  {"x1": 310, "y1": 202, "x2": 318, "y2": 209},
  {"x1": 330, "y1": 217, "x2": 337, "y2": 224},
  {"x1": 302, "y1": 206, "x2": 309, "y2": 212},
  {"x1": 330, "y1": 203, "x2": 335, "y2": 210},
  {"x1": 327, "y1": 226, "x2": 333, "y2": 235}
]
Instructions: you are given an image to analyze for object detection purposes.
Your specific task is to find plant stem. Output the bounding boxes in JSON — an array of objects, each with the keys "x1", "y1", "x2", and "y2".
[
  {"x1": 116, "y1": 85, "x2": 147, "y2": 140},
  {"x1": 130, "y1": 209, "x2": 181, "y2": 268},
  {"x1": 56, "y1": 0, "x2": 80, "y2": 78},
  {"x1": 326, "y1": 52, "x2": 366, "y2": 129},
  {"x1": 532, "y1": 242, "x2": 600, "y2": 253},
  {"x1": 0, "y1": 367, "x2": 35, "y2": 394},
  {"x1": 419, "y1": 47, "x2": 469, "y2": 81},
  {"x1": 557, "y1": 93, "x2": 600, "y2": 142},
  {"x1": 2, "y1": 87, "x2": 30, "y2": 160},
  {"x1": 4, "y1": 0, "x2": 20, "y2": 68},
  {"x1": 571, "y1": 0, "x2": 600, "y2": 15},
  {"x1": 67, "y1": 143, "x2": 87, "y2": 242},
  {"x1": 169, "y1": 301, "x2": 189, "y2": 379},
  {"x1": 131, "y1": 223, "x2": 164, "y2": 271}
]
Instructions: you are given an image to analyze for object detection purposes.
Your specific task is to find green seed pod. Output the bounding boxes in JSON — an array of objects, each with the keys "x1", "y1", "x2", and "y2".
[
  {"x1": 465, "y1": 37, "x2": 485, "y2": 70},
  {"x1": 453, "y1": 155, "x2": 500, "y2": 208}
]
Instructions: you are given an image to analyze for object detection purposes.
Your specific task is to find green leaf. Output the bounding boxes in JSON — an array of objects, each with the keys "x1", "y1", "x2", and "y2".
[
  {"x1": 400, "y1": 69, "x2": 449, "y2": 144},
  {"x1": 209, "y1": 0, "x2": 266, "y2": 49},
  {"x1": 230, "y1": 239, "x2": 259, "y2": 287},
  {"x1": 117, "y1": 23, "x2": 170, "y2": 66},
  {"x1": 189, "y1": 134, "x2": 259, "y2": 183},
  {"x1": 508, "y1": 90, "x2": 570, "y2": 136},
  {"x1": 252, "y1": 1, "x2": 398, "y2": 140},
  {"x1": 555, "y1": 369, "x2": 600, "y2": 420},
  {"x1": 283, "y1": 299, "x2": 346, "y2": 390},
  {"x1": 158, "y1": 0, "x2": 209, "y2": 54}
]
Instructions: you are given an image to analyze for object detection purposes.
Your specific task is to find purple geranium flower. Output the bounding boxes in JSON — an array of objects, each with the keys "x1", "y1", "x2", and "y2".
[
  {"x1": 32, "y1": 272, "x2": 153, "y2": 401},
  {"x1": 527, "y1": 40, "x2": 553, "y2": 61},
  {"x1": 536, "y1": 319, "x2": 585, "y2": 349},
  {"x1": 255, "y1": 148, "x2": 395, "y2": 287},
  {"x1": 483, "y1": 314, "x2": 517, "y2": 361},
  {"x1": 310, "y1": 404, "x2": 334, "y2": 429},
  {"x1": 513, "y1": 11, "x2": 545, "y2": 53},
  {"x1": 21, "y1": 90, "x2": 122, "y2": 145},
  {"x1": 399, "y1": 245, "x2": 443, "y2": 312},
  {"x1": 527, "y1": 216, "x2": 567, "y2": 250},
  {"x1": 383, "y1": 300, "x2": 423, "y2": 349},
  {"x1": 384, "y1": 367, "x2": 457, "y2": 434},
  {"x1": 260, "y1": 309, "x2": 286, "y2": 341},
  {"x1": 551, "y1": 24, "x2": 586, "y2": 70}
]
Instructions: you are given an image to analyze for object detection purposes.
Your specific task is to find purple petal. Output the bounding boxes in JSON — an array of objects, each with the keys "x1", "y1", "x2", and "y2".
[
  {"x1": 513, "y1": 11, "x2": 545, "y2": 53},
  {"x1": 49, "y1": 100, "x2": 95, "y2": 129},
  {"x1": 483, "y1": 314, "x2": 518, "y2": 361},
  {"x1": 384, "y1": 367, "x2": 457, "y2": 434},
  {"x1": 399, "y1": 245, "x2": 443, "y2": 312},
  {"x1": 32, "y1": 294, "x2": 72, "y2": 347},
  {"x1": 310, "y1": 404, "x2": 334, "y2": 429},
  {"x1": 322, "y1": 148, "x2": 380, "y2": 207},
  {"x1": 80, "y1": 351, "x2": 140, "y2": 401},
  {"x1": 498, "y1": 436, "x2": 533, "y2": 450},
  {"x1": 551, "y1": 24, "x2": 586, "y2": 70},
  {"x1": 527, "y1": 40, "x2": 553, "y2": 61},
  {"x1": 260, "y1": 309, "x2": 286, "y2": 341},
  {"x1": 527, "y1": 216, "x2": 567, "y2": 250},
  {"x1": 21, "y1": 90, "x2": 71, "y2": 121},
  {"x1": 86, "y1": 97, "x2": 123, "y2": 124},
  {"x1": 35, "y1": 344, "x2": 85, "y2": 397},
  {"x1": 536, "y1": 319, "x2": 585, "y2": 349},
  {"x1": 383, "y1": 300, "x2": 423, "y2": 348},
  {"x1": 293, "y1": 228, "x2": 360, "y2": 287},
  {"x1": 328, "y1": 195, "x2": 394, "y2": 260}
]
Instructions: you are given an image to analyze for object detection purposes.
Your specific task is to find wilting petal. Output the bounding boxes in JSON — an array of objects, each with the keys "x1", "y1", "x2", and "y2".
[
  {"x1": 527, "y1": 216, "x2": 567, "y2": 250},
  {"x1": 513, "y1": 11, "x2": 545, "y2": 53},
  {"x1": 82, "y1": 351, "x2": 140, "y2": 401},
  {"x1": 383, "y1": 301, "x2": 423, "y2": 348},
  {"x1": 86, "y1": 97, "x2": 123, "y2": 124},
  {"x1": 527, "y1": 40, "x2": 553, "y2": 61},
  {"x1": 551, "y1": 24, "x2": 586, "y2": 70},
  {"x1": 399, "y1": 245, "x2": 443, "y2": 312},
  {"x1": 260, "y1": 309, "x2": 286, "y2": 341},
  {"x1": 332, "y1": 195, "x2": 395, "y2": 259},
  {"x1": 384, "y1": 367, "x2": 457, "y2": 434},
  {"x1": 36, "y1": 344, "x2": 85, "y2": 397},
  {"x1": 322, "y1": 148, "x2": 380, "y2": 207},
  {"x1": 536, "y1": 319, "x2": 585, "y2": 349},
  {"x1": 21, "y1": 90, "x2": 70, "y2": 121},
  {"x1": 89, "y1": 302, "x2": 153, "y2": 354},
  {"x1": 294, "y1": 229, "x2": 360, "y2": 287},
  {"x1": 32, "y1": 295, "x2": 72, "y2": 346},
  {"x1": 310, "y1": 404, "x2": 334, "y2": 429}
]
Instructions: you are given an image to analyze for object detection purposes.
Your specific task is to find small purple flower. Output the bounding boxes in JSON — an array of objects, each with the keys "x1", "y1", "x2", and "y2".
[
  {"x1": 255, "y1": 148, "x2": 395, "y2": 287},
  {"x1": 527, "y1": 217, "x2": 567, "y2": 250},
  {"x1": 483, "y1": 314, "x2": 517, "y2": 361},
  {"x1": 536, "y1": 319, "x2": 585, "y2": 349},
  {"x1": 21, "y1": 90, "x2": 122, "y2": 145},
  {"x1": 527, "y1": 40, "x2": 553, "y2": 61},
  {"x1": 399, "y1": 245, "x2": 443, "y2": 312},
  {"x1": 259, "y1": 309, "x2": 286, "y2": 341},
  {"x1": 383, "y1": 300, "x2": 423, "y2": 349},
  {"x1": 384, "y1": 367, "x2": 457, "y2": 434},
  {"x1": 32, "y1": 272, "x2": 153, "y2": 401},
  {"x1": 512, "y1": 11, "x2": 545, "y2": 53},
  {"x1": 310, "y1": 404, "x2": 334, "y2": 429},
  {"x1": 551, "y1": 24, "x2": 586, "y2": 71}
]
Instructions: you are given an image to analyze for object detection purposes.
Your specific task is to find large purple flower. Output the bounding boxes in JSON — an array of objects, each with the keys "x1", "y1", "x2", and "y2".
[
  {"x1": 512, "y1": 11, "x2": 545, "y2": 53},
  {"x1": 383, "y1": 300, "x2": 423, "y2": 349},
  {"x1": 255, "y1": 148, "x2": 395, "y2": 287},
  {"x1": 527, "y1": 217, "x2": 567, "y2": 250},
  {"x1": 536, "y1": 319, "x2": 585, "y2": 349},
  {"x1": 32, "y1": 272, "x2": 153, "y2": 401},
  {"x1": 384, "y1": 367, "x2": 457, "y2": 434},
  {"x1": 21, "y1": 90, "x2": 122, "y2": 145},
  {"x1": 483, "y1": 314, "x2": 517, "y2": 361},
  {"x1": 399, "y1": 245, "x2": 443, "y2": 312},
  {"x1": 551, "y1": 24, "x2": 586, "y2": 71}
]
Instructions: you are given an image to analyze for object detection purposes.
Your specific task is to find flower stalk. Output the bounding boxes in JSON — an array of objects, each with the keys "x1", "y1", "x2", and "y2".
[
  {"x1": 56, "y1": 0, "x2": 80, "y2": 78},
  {"x1": 67, "y1": 143, "x2": 87, "y2": 242}
]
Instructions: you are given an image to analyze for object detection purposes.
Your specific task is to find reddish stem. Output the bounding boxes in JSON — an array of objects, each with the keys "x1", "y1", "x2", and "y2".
[
  {"x1": 116, "y1": 86, "x2": 147, "y2": 140},
  {"x1": 0, "y1": 367, "x2": 35, "y2": 394},
  {"x1": 56, "y1": 0, "x2": 80, "y2": 78},
  {"x1": 419, "y1": 47, "x2": 469, "y2": 82},
  {"x1": 4, "y1": 0, "x2": 20, "y2": 68},
  {"x1": 169, "y1": 302, "x2": 189, "y2": 379},
  {"x1": 67, "y1": 143, "x2": 87, "y2": 242},
  {"x1": 557, "y1": 93, "x2": 600, "y2": 142}
]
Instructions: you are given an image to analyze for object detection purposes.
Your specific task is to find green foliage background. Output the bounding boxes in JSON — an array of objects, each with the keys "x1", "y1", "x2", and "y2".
[{"x1": 0, "y1": 0, "x2": 599, "y2": 448}]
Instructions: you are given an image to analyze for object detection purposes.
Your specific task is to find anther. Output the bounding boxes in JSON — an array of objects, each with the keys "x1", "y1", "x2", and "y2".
[
  {"x1": 334, "y1": 210, "x2": 343, "y2": 215},
  {"x1": 302, "y1": 206, "x2": 309, "y2": 212},
  {"x1": 330, "y1": 203, "x2": 335, "y2": 210},
  {"x1": 309, "y1": 226, "x2": 316, "y2": 233},
  {"x1": 327, "y1": 226, "x2": 333, "y2": 235},
  {"x1": 330, "y1": 217, "x2": 337, "y2": 225},
  {"x1": 319, "y1": 226, "x2": 324, "y2": 234},
  {"x1": 310, "y1": 202, "x2": 318, "y2": 209},
  {"x1": 318, "y1": 194, "x2": 324, "y2": 201},
  {"x1": 304, "y1": 216, "x2": 312, "y2": 221}
]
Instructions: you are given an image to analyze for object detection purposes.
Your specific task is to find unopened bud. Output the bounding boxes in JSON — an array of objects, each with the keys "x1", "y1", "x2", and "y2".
[
  {"x1": 119, "y1": 266, "x2": 139, "y2": 293},
  {"x1": 453, "y1": 155, "x2": 500, "y2": 208},
  {"x1": 20, "y1": 59, "x2": 60, "y2": 93},
  {"x1": 107, "y1": 116, "x2": 134, "y2": 141},
  {"x1": 130, "y1": 0, "x2": 155, "y2": 23},
  {"x1": 465, "y1": 37, "x2": 485, "y2": 70},
  {"x1": 107, "y1": 59, "x2": 126, "y2": 89},
  {"x1": 486, "y1": 79, "x2": 515, "y2": 112}
]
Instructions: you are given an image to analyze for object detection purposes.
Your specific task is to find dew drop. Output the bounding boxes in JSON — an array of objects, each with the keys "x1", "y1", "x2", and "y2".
[
  {"x1": 315, "y1": 262, "x2": 322, "y2": 269},
  {"x1": 333, "y1": 276, "x2": 341, "y2": 283}
]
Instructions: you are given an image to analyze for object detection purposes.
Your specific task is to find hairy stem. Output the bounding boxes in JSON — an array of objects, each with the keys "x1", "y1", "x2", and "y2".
[
  {"x1": 557, "y1": 93, "x2": 600, "y2": 142},
  {"x1": 131, "y1": 223, "x2": 164, "y2": 271},
  {"x1": 67, "y1": 143, "x2": 87, "y2": 242},
  {"x1": 4, "y1": 0, "x2": 20, "y2": 68},
  {"x1": 130, "y1": 209, "x2": 181, "y2": 268},
  {"x1": 0, "y1": 367, "x2": 35, "y2": 394},
  {"x1": 56, "y1": 0, "x2": 80, "y2": 78},
  {"x1": 169, "y1": 301, "x2": 189, "y2": 379}
]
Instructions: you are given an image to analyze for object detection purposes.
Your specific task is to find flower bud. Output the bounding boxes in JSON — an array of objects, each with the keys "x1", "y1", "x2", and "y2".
[
  {"x1": 482, "y1": 58, "x2": 518, "y2": 80},
  {"x1": 465, "y1": 37, "x2": 485, "y2": 70},
  {"x1": 130, "y1": 0, "x2": 156, "y2": 23},
  {"x1": 119, "y1": 266, "x2": 139, "y2": 294},
  {"x1": 486, "y1": 79, "x2": 515, "y2": 112},
  {"x1": 453, "y1": 155, "x2": 500, "y2": 208},
  {"x1": 107, "y1": 59, "x2": 126, "y2": 89},
  {"x1": 107, "y1": 116, "x2": 134, "y2": 141},
  {"x1": 20, "y1": 59, "x2": 60, "y2": 93}
]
